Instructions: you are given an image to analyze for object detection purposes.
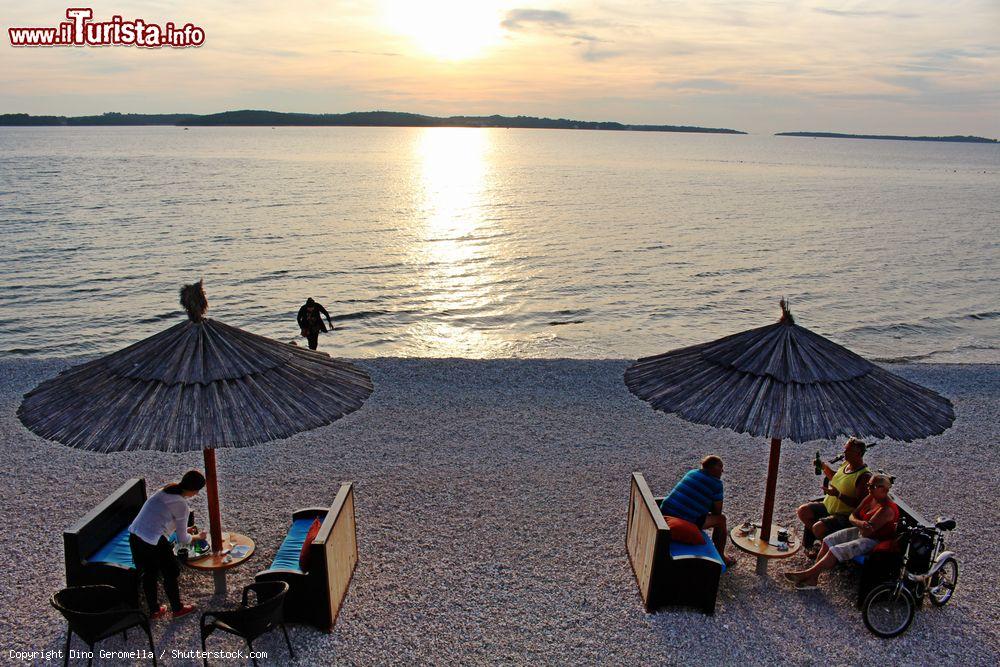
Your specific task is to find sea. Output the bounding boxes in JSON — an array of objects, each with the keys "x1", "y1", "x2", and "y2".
[{"x1": 1, "y1": 126, "x2": 997, "y2": 362}]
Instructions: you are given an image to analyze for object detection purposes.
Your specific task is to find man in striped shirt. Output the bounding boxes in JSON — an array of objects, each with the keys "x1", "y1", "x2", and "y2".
[{"x1": 660, "y1": 455, "x2": 736, "y2": 567}]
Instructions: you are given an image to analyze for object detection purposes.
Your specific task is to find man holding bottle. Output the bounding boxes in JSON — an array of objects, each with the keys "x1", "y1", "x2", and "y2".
[{"x1": 795, "y1": 437, "x2": 873, "y2": 559}]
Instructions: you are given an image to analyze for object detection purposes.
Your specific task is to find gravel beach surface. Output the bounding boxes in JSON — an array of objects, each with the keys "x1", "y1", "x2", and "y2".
[{"x1": 1, "y1": 357, "x2": 997, "y2": 666}]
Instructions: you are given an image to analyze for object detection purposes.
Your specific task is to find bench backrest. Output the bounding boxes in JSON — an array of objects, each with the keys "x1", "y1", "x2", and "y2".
[
  {"x1": 889, "y1": 492, "x2": 931, "y2": 529},
  {"x1": 626, "y1": 472, "x2": 670, "y2": 607},
  {"x1": 64, "y1": 478, "x2": 146, "y2": 576},
  {"x1": 308, "y1": 482, "x2": 357, "y2": 631},
  {"x1": 63, "y1": 478, "x2": 146, "y2": 582}
]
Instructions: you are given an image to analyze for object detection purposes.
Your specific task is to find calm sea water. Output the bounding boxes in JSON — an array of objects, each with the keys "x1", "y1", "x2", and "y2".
[{"x1": 1, "y1": 126, "x2": 997, "y2": 362}]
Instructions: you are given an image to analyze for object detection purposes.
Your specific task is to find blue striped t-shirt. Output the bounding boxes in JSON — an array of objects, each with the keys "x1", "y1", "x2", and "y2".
[{"x1": 659, "y1": 469, "x2": 724, "y2": 523}]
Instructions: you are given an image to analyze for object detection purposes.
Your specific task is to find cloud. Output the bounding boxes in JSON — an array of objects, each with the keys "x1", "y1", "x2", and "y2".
[
  {"x1": 813, "y1": 86, "x2": 1000, "y2": 111},
  {"x1": 500, "y1": 7, "x2": 620, "y2": 61},
  {"x1": 253, "y1": 49, "x2": 302, "y2": 59},
  {"x1": 814, "y1": 8, "x2": 917, "y2": 19},
  {"x1": 913, "y1": 46, "x2": 999, "y2": 62},
  {"x1": 875, "y1": 74, "x2": 936, "y2": 92},
  {"x1": 581, "y1": 47, "x2": 623, "y2": 62},
  {"x1": 898, "y1": 45, "x2": 999, "y2": 75},
  {"x1": 660, "y1": 78, "x2": 738, "y2": 91},
  {"x1": 87, "y1": 63, "x2": 137, "y2": 75},
  {"x1": 501, "y1": 9, "x2": 574, "y2": 31},
  {"x1": 329, "y1": 49, "x2": 401, "y2": 57}
]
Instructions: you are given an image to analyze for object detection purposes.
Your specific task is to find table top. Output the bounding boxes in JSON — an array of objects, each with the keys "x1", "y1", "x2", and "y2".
[
  {"x1": 729, "y1": 522, "x2": 801, "y2": 559},
  {"x1": 182, "y1": 532, "x2": 255, "y2": 571}
]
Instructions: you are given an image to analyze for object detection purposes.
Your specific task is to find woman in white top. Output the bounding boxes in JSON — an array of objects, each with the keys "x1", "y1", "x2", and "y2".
[{"x1": 128, "y1": 470, "x2": 207, "y2": 619}]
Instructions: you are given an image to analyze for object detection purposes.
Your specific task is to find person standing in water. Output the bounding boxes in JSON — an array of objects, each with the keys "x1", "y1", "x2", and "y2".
[{"x1": 297, "y1": 297, "x2": 334, "y2": 350}]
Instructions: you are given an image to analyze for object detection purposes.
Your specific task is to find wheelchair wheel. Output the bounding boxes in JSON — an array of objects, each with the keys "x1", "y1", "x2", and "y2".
[
  {"x1": 863, "y1": 583, "x2": 916, "y2": 638},
  {"x1": 928, "y1": 557, "x2": 958, "y2": 606}
]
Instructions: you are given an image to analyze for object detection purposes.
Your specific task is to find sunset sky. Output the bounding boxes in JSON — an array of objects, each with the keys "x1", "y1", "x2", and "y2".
[{"x1": 3, "y1": 1, "x2": 998, "y2": 135}]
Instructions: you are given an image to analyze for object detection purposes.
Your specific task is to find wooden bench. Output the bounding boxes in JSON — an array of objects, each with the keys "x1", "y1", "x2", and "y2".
[
  {"x1": 626, "y1": 473, "x2": 724, "y2": 615},
  {"x1": 255, "y1": 482, "x2": 358, "y2": 632},
  {"x1": 64, "y1": 478, "x2": 147, "y2": 606}
]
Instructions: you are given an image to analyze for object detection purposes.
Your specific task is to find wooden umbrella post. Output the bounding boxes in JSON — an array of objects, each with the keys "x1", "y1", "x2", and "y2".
[
  {"x1": 757, "y1": 437, "x2": 782, "y2": 574},
  {"x1": 202, "y1": 448, "x2": 224, "y2": 554}
]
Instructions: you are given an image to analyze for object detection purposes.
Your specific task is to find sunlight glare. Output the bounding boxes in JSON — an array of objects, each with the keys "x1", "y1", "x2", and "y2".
[
  {"x1": 382, "y1": 1, "x2": 505, "y2": 60},
  {"x1": 417, "y1": 127, "x2": 488, "y2": 241},
  {"x1": 407, "y1": 128, "x2": 509, "y2": 356}
]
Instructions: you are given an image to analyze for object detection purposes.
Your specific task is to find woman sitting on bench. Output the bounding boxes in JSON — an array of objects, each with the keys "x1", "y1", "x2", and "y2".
[
  {"x1": 128, "y1": 470, "x2": 208, "y2": 620},
  {"x1": 784, "y1": 474, "x2": 898, "y2": 590}
]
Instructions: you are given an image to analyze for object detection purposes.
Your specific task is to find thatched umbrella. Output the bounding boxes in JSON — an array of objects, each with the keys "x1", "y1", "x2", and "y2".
[
  {"x1": 624, "y1": 300, "x2": 954, "y2": 569},
  {"x1": 18, "y1": 281, "x2": 373, "y2": 554}
]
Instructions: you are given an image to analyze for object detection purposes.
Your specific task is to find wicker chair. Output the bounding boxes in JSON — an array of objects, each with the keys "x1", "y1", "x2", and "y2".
[
  {"x1": 199, "y1": 581, "x2": 293, "y2": 666},
  {"x1": 50, "y1": 585, "x2": 155, "y2": 667}
]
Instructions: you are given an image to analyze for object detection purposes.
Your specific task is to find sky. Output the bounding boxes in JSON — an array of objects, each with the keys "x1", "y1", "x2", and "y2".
[{"x1": 2, "y1": 1, "x2": 998, "y2": 136}]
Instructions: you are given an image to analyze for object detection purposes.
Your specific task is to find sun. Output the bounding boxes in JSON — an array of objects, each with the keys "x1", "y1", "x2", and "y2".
[{"x1": 382, "y1": 1, "x2": 505, "y2": 60}]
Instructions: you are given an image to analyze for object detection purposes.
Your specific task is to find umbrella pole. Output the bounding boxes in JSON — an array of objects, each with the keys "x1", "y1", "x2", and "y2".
[
  {"x1": 757, "y1": 437, "x2": 782, "y2": 574},
  {"x1": 203, "y1": 448, "x2": 224, "y2": 555}
]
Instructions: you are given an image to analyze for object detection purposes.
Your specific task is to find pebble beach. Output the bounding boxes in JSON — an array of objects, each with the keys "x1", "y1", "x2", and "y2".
[{"x1": 1, "y1": 357, "x2": 997, "y2": 666}]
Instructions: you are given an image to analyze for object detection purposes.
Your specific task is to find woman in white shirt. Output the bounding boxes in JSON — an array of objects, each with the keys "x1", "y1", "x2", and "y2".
[{"x1": 128, "y1": 470, "x2": 207, "y2": 619}]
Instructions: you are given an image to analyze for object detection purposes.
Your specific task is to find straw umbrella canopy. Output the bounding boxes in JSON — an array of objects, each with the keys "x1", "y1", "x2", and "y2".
[
  {"x1": 18, "y1": 281, "x2": 374, "y2": 553},
  {"x1": 624, "y1": 300, "x2": 954, "y2": 565}
]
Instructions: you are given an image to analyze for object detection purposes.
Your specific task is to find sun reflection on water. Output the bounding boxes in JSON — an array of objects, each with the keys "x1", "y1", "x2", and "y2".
[{"x1": 407, "y1": 128, "x2": 509, "y2": 356}]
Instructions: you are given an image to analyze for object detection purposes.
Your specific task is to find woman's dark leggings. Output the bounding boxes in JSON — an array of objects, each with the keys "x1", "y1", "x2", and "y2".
[{"x1": 129, "y1": 533, "x2": 182, "y2": 613}]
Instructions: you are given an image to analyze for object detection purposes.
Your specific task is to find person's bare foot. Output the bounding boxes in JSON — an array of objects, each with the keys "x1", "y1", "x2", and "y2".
[
  {"x1": 723, "y1": 554, "x2": 738, "y2": 568},
  {"x1": 149, "y1": 605, "x2": 168, "y2": 621}
]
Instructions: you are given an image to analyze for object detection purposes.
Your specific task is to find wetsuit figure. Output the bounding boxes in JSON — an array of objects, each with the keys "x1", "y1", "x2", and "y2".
[{"x1": 297, "y1": 297, "x2": 333, "y2": 350}]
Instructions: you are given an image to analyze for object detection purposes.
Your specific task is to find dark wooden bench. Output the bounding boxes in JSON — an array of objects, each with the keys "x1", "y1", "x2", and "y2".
[
  {"x1": 64, "y1": 478, "x2": 147, "y2": 606},
  {"x1": 255, "y1": 482, "x2": 358, "y2": 632},
  {"x1": 626, "y1": 473, "x2": 724, "y2": 615}
]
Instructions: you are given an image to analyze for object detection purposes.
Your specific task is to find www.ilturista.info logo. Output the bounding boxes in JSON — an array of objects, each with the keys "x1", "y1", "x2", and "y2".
[{"x1": 8, "y1": 8, "x2": 205, "y2": 48}]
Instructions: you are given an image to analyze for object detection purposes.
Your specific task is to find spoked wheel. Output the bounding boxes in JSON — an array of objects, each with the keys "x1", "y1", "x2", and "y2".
[
  {"x1": 863, "y1": 583, "x2": 916, "y2": 638},
  {"x1": 928, "y1": 557, "x2": 959, "y2": 606}
]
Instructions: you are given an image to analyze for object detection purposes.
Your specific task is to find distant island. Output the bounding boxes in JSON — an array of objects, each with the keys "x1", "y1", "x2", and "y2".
[
  {"x1": 776, "y1": 131, "x2": 997, "y2": 144},
  {"x1": 0, "y1": 110, "x2": 746, "y2": 135},
  {"x1": 0, "y1": 113, "x2": 193, "y2": 126}
]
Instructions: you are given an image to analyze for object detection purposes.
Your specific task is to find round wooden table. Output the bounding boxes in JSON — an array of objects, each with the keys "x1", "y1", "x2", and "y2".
[
  {"x1": 182, "y1": 532, "x2": 255, "y2": 594},
  {"x1": 730, "y1": 522, "x2": 801, "y2": 574}
]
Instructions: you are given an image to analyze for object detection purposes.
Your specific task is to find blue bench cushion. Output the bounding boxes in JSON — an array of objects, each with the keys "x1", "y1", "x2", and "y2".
[
  {"x1": 270, "y1": 517, "x2": 318, "y2": 573},
  {"x1": 669, "y1": 530, "x2": 727, "y2": 573},
  {"x1": 88, "y1": 527, "x2": 134, "y2": 569},
  {"x1": 88, "y1": 529, "x2": 178, "y2": 569}
]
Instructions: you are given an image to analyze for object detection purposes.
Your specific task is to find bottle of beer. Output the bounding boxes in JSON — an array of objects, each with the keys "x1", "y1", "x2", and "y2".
[{"x1": 816, "y1": 451, "x2": 830, "y2": 489}]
